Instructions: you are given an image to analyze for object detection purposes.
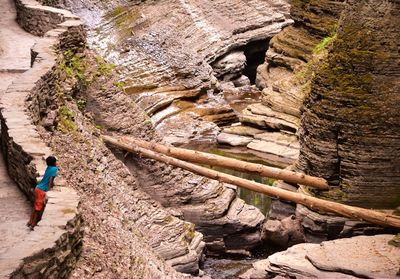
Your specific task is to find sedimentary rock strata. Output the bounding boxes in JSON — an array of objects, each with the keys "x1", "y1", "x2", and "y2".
[
  {"x1": 297, "y1": 0, "x2": 400, "y2": 208},
  {"x1": 51, "y1": 0, "x2": 298, "y2": 256},
  {"x1": 28, "y1": 47, "x2": 204, "y2": 275},
  {"x1": 244, "y1": 0, "x2": 345, "y2": 133},
  {"x1": 82, "y1": 0, "x2": 292, "y2": 133},
  {"x1": 67, "y1": 53, "x2": 264, "y2": 257},
  {"x1": 241, "y1": 235, "x2": 400, "y2": 279}
]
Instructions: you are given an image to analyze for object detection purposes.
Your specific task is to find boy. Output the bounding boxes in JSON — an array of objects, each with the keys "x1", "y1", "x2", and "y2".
[{"x1": 27, "y1": 156, "x2": 58, "y2": 230}]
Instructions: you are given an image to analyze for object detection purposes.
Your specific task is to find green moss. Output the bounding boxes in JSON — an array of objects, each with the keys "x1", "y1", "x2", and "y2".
[
  {"x1": 183, "y1": 222, "x2": 196, "y2": 243},
  {"x1": 388, "y1": 233, "x2": 400, "y2": 247},
  {"x1": 114, "y1": 81, "x2": 126, "y2": 91},
  {"x1": 59, "y1": 50, "x2": 87, "y2": 82},
  {"x1": 76, "y1": 98, "x2": 87, "y2": 111},
  {"x1": 58, "y1": 106, "x2": 77, "y2": 133},
  {"x1": 317, "y1": 186, "x2": 347, "y2": 201},
  {"x1": 110, "y1": 6, "x2": 128, "y2": 18},
  {"x1": 95, "y1": 55, "x2": 116, "y2": 76},
  {"x1": 313, "y1": 34, "x2": 336, "y2": 54},
  {"x1": 95, "y1": 123, "x2": 103, "y2": 130}
]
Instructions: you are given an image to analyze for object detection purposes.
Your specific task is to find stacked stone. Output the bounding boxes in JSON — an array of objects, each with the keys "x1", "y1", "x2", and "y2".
[
  {"x1": 0, "y1": 0, "x2": 85, "y2": 278},
  {"x1": 14, "y1": 0, "x2": 80, "y2": 36}
]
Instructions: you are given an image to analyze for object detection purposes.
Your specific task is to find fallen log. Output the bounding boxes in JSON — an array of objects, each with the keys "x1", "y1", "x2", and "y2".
[
  {"x1": 118, "y1": 135, "x2": 329, "y2": 190},
  {"x1": 103, "y1": 135, "x2": 400, "y2": 229}
]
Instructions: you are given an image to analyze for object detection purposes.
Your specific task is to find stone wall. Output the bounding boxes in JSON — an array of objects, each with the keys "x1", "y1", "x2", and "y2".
[
  {"x1": 0, "y1": 0, "x2": 85, "y2": 278},
  {"x1": 14, "y1": 0, "x2": 79, "y2": 36}
]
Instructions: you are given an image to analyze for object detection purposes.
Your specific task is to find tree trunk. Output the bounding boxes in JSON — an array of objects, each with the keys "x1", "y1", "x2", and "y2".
[
  {"x1": 103, "y1": 135, "x2": 400, "y2": 229},
  {"x1": 118, "y1": 135, "x2": 329, "y2": 190}
]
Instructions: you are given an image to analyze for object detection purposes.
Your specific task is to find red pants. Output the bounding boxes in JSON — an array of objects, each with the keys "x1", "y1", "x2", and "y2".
[{"x1": 34, "y1": 188, "x2": 46, "y2": 211}]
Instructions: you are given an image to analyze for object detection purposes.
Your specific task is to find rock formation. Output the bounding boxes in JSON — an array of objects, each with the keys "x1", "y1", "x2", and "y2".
[
  {"x1": 83, "y1": 60, "x2": 265, "y2": 255},
  {"x1": 241, "y1": 0, "x2": 345, "y2": 134},
  {"x1": 48, "y1": 0, "x2": 299, "y2": 256},
  {"x1": 297, "y1": 0, "x2": 400, "y2": 208},
  {"x1": 28, "y1": 46, "x2": 204, "y2": 276},
  {"x1": 241, "y1": 234, "x2": 400, "y2": 279},
  {"x1": 78, "y1": 0, "x2": 292, "y2": 143},
  {"x1": 219, "y1": 0, "x2": 345, "y2": 162}
]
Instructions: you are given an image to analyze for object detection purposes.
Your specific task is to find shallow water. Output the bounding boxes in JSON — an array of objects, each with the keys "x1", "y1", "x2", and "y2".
[
  {"x1": 202, "y1": 258, "x2": 256, "y2": 279},
  {"x1": 202, "y1": 243, "x2": 282, "y2": 279},
  {"x1": 183, "y1": 143, "x2": 283, "y2": 215},
  {"x1": 183, "y1": 143, "x2": 285, "y2": 278}
]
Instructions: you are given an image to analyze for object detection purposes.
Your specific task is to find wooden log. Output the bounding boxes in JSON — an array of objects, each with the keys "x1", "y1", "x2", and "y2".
[
  {"x1": 118, "y1": 135, "x2": 329, "y2": 190},
  {"x1": 103, "y1": 135, "x2": 400, "y2": 229}
]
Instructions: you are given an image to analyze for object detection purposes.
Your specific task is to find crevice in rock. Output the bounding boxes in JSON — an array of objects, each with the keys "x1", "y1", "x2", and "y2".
[
  {"x1": 211, "y1": 39, "x2": 269, "y2": 85},
  {"x1": 241, "y1": 39, "x2": 269, "y2": 84}
]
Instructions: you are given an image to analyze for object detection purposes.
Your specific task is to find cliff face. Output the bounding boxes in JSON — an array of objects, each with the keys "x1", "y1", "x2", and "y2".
[
  {"x1": 297, "y1": 0, "x2": 400, "y2": 208},
  {"x1": 242, "y1": 0, "x2": 345, "y2": 133}
]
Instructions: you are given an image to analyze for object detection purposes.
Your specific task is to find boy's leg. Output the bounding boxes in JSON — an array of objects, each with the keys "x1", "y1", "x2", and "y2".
[
  {"x1": 27, "y1": 209, "x2": 35, "y2": 226},
  {"x1": 29, "y1": 188, "x2": 45, "y2": 229},
  {"x1": 30, "y1": 210, "x2": 40, "y2": 228}
]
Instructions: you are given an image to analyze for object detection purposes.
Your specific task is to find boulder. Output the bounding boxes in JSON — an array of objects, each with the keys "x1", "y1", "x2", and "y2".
[
  {"x1": 212, "y1": 51, "x2": 247, "y2": 81},
  {"x1": 262, "y1": 215, "x2": 304, "y2": 248},
  {"x1": 233, "y1": 75, "x2": 251, "y2": 87}
]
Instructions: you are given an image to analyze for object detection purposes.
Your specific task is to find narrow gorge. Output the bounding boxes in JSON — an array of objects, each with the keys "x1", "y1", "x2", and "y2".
[{"x1": 0, "y1": 0, "x2": 399, "y2": 278}]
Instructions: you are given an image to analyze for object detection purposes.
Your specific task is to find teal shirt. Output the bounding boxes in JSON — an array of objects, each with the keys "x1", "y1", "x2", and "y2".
[{"x1": 36, "y1": 166, "x2": 58, "y2": 192}]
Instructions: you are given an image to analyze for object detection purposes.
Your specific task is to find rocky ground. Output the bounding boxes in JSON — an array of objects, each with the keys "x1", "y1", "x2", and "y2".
[{"x1": 241, "y1": 234, "x2": 400, "y2": 279}]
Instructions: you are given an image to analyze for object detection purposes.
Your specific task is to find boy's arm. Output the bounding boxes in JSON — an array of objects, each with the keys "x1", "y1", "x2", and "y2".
[{"x1": 49, "y1": 176, "x2": 55, "y2": 190}]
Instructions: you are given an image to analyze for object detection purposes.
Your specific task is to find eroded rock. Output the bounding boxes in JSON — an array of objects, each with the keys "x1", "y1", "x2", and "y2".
[
  {"x1": 217, "y1": 132, "x2": 253, "y2": 146},
  {"x1": 242, "y1": 235, "x2": 400, "y2": 279},
  {"x1": 297, "y1": 0, "x2": 400, "y2": 208},
  {"x1": 212, "y1": 51, "x2": 247, "y2": 81}
]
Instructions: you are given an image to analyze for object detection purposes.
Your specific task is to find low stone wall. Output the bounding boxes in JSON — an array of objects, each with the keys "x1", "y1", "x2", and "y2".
[
  {"x1": 14, "y1": 0, "x2": 79, "y2": 36},
  {"x1": 0, "y1": 1, "x2": 85, "y2": 278}
]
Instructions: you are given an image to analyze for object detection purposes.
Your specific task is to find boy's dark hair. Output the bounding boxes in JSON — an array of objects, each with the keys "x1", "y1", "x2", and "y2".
[{"x1": 46, "y1": 156, "x2": 57, "y2": 166}]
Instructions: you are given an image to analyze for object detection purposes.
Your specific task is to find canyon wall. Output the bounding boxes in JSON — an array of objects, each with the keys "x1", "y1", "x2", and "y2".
[
  {"x1": 59, "y1": 0, "x2": 294, "y2": 256},
  {"x1": 262, "y1": 0, "x2": 399, "y2": 246},
  {"x1": 242, "y1": 0, "x2": 345, "y2": 133},
  {"x1": 297, "y1": 0, "x2": 400, "y2": 208}
]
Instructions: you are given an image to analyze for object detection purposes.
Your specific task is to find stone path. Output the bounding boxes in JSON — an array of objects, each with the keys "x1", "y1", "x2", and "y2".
[
  {"x1": 0, "y1": 0, "x2": 38, "y2": 262},
  {"x1": 0, "y1": 152, "x2": 31, "y2": 256},
  {"x1": 0, "y1": 0, "x2": 37, "y2": 73}
]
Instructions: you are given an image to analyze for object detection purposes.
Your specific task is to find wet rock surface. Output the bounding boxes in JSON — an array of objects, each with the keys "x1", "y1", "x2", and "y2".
[{"x1": 242, "y1": 235, "x2": 400, "y2": 279}]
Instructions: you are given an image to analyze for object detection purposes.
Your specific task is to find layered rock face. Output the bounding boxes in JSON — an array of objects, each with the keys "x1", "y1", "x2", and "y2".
[
  {"x1": 297, "y1": 0, "x2": 400, "y2": 208},
  {"x1": 241, "y1": 234, "x2": 400, "y2": 279},
  {"x1": 55, "y1": 0, "x2": 295, "y2": 256},
  {"x1": 85, "y1": 66, "x2": 265, "y2": 255},
  {"x1": 28, "y1": 51, "x2": 204, "y2": 276},
  {"x1": 84, "y1": 0, "x2": 291, "y2": 137},
  {"x1": 242, "y1": 0, "x2": 345, "y2": 133}
]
